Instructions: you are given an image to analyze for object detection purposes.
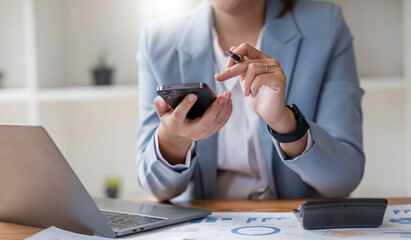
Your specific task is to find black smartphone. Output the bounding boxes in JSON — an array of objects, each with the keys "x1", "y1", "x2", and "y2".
[{"x1": 156, "y1": 82, "x2": 217, "y2": 119}]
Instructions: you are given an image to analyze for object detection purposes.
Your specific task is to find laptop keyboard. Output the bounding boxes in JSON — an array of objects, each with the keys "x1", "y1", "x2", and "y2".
[{"x1": 101, "y1": 211, "x2": 166, "y2": 231}]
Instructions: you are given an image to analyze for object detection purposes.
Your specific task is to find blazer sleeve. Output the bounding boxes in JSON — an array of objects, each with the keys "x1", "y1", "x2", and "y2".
[
  {"x1": 277, "y1": 5, "x2": 365, "y2": 198},
  {"x1": 136, "y1": 24, "x2": 197, "y2": 201}
]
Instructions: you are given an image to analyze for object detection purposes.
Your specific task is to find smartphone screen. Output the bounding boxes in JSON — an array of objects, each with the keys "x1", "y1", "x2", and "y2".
[{"x1": 157, "y1": 82, "x2": 216, "y2": 119}]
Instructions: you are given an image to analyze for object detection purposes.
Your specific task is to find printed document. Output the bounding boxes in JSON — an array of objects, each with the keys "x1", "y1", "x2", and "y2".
[{"x1": 27, "y1": 205, "x2": 411, "y2": 240}]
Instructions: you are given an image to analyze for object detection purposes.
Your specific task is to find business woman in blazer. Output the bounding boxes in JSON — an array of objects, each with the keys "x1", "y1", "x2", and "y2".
[{"x1": 136, "y1": 0, "x2": 364, "y2": 200}]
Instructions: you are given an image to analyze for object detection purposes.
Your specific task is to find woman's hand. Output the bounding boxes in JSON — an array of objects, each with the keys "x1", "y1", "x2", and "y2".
[
  {"x1": 215, "y1": 43, "x2": 307, "y2": 158},
  {"x1": 154, "y1": 92, "x2": 232, "y2": 165},
  {"x1": 215, "y1": 43, "x2": 294, "y2": 133}
]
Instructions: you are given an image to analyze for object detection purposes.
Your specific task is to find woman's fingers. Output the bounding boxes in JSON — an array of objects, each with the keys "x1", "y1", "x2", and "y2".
[
  {"x1": 226, "y1": 46, "x2": 238, "y2": 68},
  {"x1": 172, "y1": 94, "x2": 198, "y2": 122},
  {"x1": 183, "y1": 91, "x2": 231, "y2": 140},
  {"x1": 215, "y1": 61, "x2": 251, "y2": 81},
  {"x1": 226, "y1": 57, "x2": 235, "y2": 68},
  {"x1": 232, "y1": 43, "x2": 270, "y2": 61},
  {"x1": 154, "y1": 96, "x2": 172, "y2": 118},
  {"x1": 211, "y1": 95, "x2": 232, "y2": 131},
  {"x1": 243, "y1": 62, "x2": 264, "y2": 96},
  {"x1": 249, "y1": 73, "x2": 284, "y2": 97},
  {"x1": 243, "y1": 62, "x2": 281, "y2": 96},
  {"x1": 197, "y1": 92, "x2": 230, "y2": 128},
  {"x1": 219, "y1": 54, "x2": 286, "y2": 97},
  {"x1": 220, "y1": 44, "x2": 269, "y2": 80},
  {"x1": 157, "y1": 91, "x2": 232, "y2": 142},
  {"x1": 216, "y1": 59, "x2": 278, "y2": 83}
]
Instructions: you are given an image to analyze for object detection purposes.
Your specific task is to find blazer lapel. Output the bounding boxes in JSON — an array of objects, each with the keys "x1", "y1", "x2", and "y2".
[
  {"x1": 177, "y1": 1, "x2": 217, "y2": 199},
  {"x1": 263, "y1": 0, "x2": 303, "y2": 103},
  {"x1": 177, "y1": 1, "x2": 215, "y2": 92}
]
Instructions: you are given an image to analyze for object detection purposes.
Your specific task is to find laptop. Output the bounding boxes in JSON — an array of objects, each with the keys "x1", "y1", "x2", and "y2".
[{"x1": 0, "y1": 125, "x2": 211, "y2": 238}]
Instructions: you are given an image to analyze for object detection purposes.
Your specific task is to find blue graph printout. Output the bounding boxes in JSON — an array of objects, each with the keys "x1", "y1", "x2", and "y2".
[{"x1": 117, "y1": 205, "x2": 411, "y2": 239}]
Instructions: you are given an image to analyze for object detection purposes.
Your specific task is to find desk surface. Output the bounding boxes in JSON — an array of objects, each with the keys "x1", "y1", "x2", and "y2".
[{"x1": 1, "y1": 198, "x2": 410, "y2": 240}]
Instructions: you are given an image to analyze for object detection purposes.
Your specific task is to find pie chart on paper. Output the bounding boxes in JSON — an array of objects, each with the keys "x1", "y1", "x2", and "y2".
[{"x1": 231, "y1": 226, "x2": 281, "y2": 236}]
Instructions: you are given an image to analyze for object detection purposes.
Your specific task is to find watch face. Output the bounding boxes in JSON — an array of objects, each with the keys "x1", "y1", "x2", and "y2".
[
  {"x1": 289, "y1": 104, "x2": 309, "y2": 126},
  {"x1": 289, "y1": 104, "x2": 301, "y2": 115}
]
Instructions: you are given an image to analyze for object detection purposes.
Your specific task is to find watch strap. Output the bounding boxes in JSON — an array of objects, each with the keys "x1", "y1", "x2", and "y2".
[{"x1": 267, "y1": 104, "x2": 310, "y2": 143}]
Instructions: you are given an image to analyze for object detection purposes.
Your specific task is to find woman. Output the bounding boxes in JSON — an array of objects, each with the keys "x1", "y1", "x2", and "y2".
[{"x1": 137, "y1": 0, "x2": 364, "y2": 200}]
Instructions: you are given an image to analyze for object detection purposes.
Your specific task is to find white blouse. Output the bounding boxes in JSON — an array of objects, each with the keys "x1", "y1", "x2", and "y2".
[{"x1": 212, "y1": 26, "x2": 270, "y2": 199}]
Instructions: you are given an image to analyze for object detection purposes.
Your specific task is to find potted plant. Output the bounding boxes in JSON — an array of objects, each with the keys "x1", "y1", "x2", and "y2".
[
  {"x1": 92, "y1": 50, "x2": 114, "y2": 86},
  {"x1": 105, "y1": 176, "x2": 122, "y2": 198}
]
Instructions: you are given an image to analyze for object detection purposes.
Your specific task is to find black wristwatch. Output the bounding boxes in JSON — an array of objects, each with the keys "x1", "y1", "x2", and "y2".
[{"x1": 267, "y1": 104, "x2": 310, "y2": 143}]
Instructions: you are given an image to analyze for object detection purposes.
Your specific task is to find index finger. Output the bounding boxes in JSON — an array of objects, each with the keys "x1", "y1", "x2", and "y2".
[{"x1": 215, "y1": 62, "x2": 249, "y2": 81}]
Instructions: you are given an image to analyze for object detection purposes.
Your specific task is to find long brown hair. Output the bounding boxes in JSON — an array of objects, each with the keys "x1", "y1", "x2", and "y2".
[{"x1": 277, "y1": 0, "x2": 297, "y2": 18}]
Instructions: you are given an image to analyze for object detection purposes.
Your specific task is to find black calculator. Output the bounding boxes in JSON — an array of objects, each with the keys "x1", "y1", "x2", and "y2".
[{"x1": 293, "y1": 198, "x2": 387, "y2": 229}]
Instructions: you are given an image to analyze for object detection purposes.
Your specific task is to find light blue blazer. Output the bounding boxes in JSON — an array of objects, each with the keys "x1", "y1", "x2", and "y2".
[{"x1": 136, "y1": 0, "x2": 365, "y2": 200}]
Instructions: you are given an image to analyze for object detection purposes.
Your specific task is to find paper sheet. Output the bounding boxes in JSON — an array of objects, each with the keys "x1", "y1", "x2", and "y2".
[{"x1": 27, "y1": 205, "x2": 411, "y2": 240}]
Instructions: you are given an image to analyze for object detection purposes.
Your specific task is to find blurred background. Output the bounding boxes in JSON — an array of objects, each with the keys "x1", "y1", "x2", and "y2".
[{"x1": 0, "y1": 0, "x2": 410, "y2": 200}]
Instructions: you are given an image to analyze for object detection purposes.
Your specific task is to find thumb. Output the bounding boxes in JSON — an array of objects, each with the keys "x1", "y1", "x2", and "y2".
[{"x1": 154, "y1": 96, "x2": 172, "y2": 118}]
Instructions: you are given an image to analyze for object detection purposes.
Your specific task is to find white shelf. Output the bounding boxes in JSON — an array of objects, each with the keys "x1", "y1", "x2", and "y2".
[
  {"x1": 0, "y1": 88, "x2": 30, "y2": 103},
  {"x1": 38, "y1": 85, "x2": 139, "y2": 103},
  {"x1": 0, "y1": 85, "x2": 139, "y2": 103}
]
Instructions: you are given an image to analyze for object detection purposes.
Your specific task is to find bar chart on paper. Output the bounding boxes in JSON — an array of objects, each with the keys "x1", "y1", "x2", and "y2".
[
  {"x1": 122, "y1": 212, "x2": 298, "y2": 239},
  {"x1": 118, "y1": 205, "x2": 411, "y2": 240},
  {"x1": 189, "y1": 215, "x2": 288, "y2": 237}
]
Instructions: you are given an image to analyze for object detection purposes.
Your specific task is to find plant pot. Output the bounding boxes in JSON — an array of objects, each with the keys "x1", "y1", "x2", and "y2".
[
  {"x1": 93, "y1": 68, "x2": 113, "y2": 86},
  {"x1": 106, "y1": 188, "x2": 118, "y2": 198}
]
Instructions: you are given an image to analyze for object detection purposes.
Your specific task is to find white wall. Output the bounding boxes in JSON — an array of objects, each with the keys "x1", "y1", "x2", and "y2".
[
  {"x1": 35, "y1": 0, "x2": 65, "y2": 88},
  {"x1": 352, "y1": 82, "x2": 407, "y2": 197},
  {"x1": 34, "y1": 0, "x2": 202, "y2": 88},
  {"x1": 404, "y1": 0, "x2": 411, "y2": 196},
  {"x1": 406, "y1": 84, "x2": 411, "y2": 196},
  {"x1": 35, "y1": 0, "x2": 143, "y2": 88},
  {"x1": 327, "y1": 0, "x2": 403, "y2": 77},
  {"x1": 407, "y1": 86, "x2": 411, "y2": 196},
  {"x1": 39, "y1": 97, "x2": 143, "y2": 200},
  {"x1": 0, "y1": 0, "x2": 26, "y2": 88},
  {"x1": 0, "y1": 103, "x2": 27, "y2": 123}
]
